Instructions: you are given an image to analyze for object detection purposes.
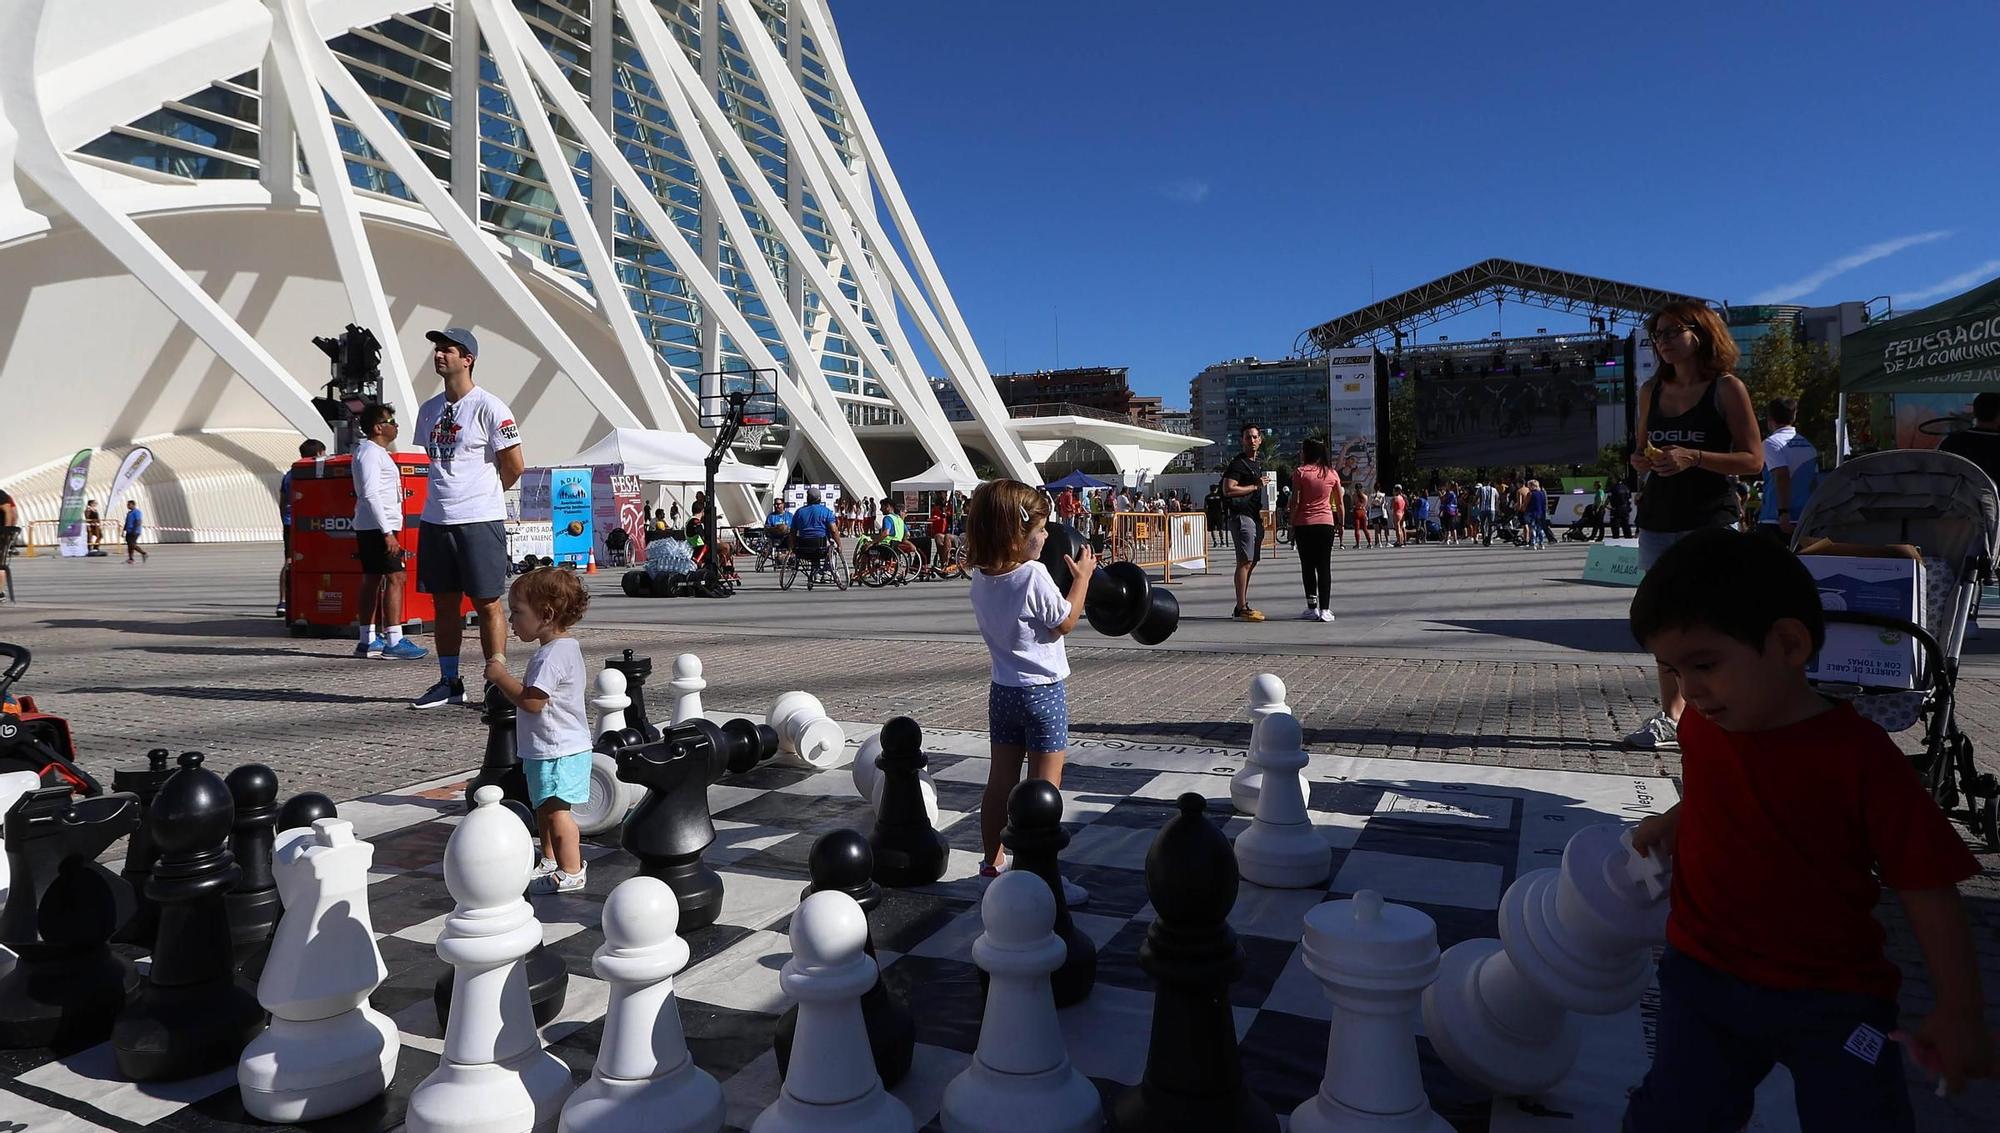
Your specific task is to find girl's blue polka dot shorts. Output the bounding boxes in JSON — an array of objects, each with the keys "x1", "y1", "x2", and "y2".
[{"x1": 988, "y1": 680, "x2": 1068, "y2": 753}]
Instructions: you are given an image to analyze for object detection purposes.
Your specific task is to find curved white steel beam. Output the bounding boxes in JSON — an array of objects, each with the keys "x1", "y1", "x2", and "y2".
[{"x1": 1, "y1": 0, "x2": 332, "y2": 444}]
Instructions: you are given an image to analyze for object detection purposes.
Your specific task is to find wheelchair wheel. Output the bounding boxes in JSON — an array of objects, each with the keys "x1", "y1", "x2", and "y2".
[
  {"x1": 778, "y1": 554, "x2": 798, "y2": 591},
  {"x1": 828, "y1": 556, "x2": 851, "y2": 591},
  {"x1": 856, "y1": 548, "x2": 888, "y2": 588}
]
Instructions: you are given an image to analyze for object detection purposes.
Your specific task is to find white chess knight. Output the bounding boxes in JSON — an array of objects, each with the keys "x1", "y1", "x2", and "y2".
[
  {"x1": 767, "y1": 691, "x2": 848, "y2": 771},
  {"x1": 1230, "y1": 673, "x2": 1295, "y2": 815},
  {"x1": 1421, "y1": 823, "x2": 1672, "y2": 1096},
  {"x1": 558, "y1": 877, "x2": 722, "y2": 1133},
  {"x1": 238, "y1": 818, "x2": 401, "y2": 1121},
  {"x1": 1291, "y1": 890, "x2": 1451, "y2": 1133},
  {"x1": 1232, "y1": 713, "x2": 1330, "y2": 889},
  {"x1": 750, "y1": 890, "x2": 914, "y2": 1133},
  {"x1": 406, "y1": 786, "x2": 575, "y2": 1133},
  {"x1": 574, "y1": 669, "x2": 644, "y2": 836},
  {"x1": 849, "y1": 730, "x2": 939, "y2": 827},
  {"x1": 668, "y1": 653, "x2": 706, "y2": 726},
  {"x1": 940, "y1": 871, "x2": 1103, "y2": 1133}
]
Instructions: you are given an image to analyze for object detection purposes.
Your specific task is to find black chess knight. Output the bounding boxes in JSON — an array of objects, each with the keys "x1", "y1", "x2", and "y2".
[{"x1": 612, "y1": 716, "x2": 778, "y2": 931}]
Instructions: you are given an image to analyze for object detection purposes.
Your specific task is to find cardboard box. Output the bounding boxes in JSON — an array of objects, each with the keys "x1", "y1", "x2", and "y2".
[{"x1": 1800, "y1": 554, "x2": 1925, "y2": 688}]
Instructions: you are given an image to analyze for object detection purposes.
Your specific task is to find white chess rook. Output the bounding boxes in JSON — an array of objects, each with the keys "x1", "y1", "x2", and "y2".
[
  {"x1": 768, "y1": 691, "x2": 848, "y2": 770},
  {"x1": 1232, "y1": 713, "x2": 1330, "y2": 889},
  {"x1": 941, "y1": 871, "x2": 1104, "y2": 1133},
  {"x1": 668, "y1": 654, "x2": 706, "y2": 725},
  {"x1": 559, "y1": 877, "x2": 723, "y2": 1133},
  {"x1": 406, "y1": 786, "x2": 575, "y2": 1133},
  {"x1": 750, "y1": 890, "x2": 914, "y2": 1133},
  {"x1": 1291, "y1": 890, "x2": 1451, "y2": 1133},
  {"x1": 1421, "y1": 823, "x2": 1671, "y2": 1096},
  {"x1": 1230, "y1": 673, "x2": 1293, "y2": 815},
  {"x1": 239, "y1": 818, "x2": 400, "y2": 1122},
  {"x1": 849, "y1": 730, "x2": 939, "y2": 827}
]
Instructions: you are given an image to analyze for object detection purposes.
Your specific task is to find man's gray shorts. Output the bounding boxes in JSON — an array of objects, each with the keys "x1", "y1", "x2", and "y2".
[
  {"x1": 1230, "y1": 513, "x2": 1263, "y2": 564},
  {"x1": 417, "y1": 520, "x2": 508, "y2": 600}
]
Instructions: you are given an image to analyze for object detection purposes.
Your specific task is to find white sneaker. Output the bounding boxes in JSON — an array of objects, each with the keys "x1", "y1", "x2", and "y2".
[
  {"x1": 1317, "y1": 609, "x2": 1336, "y2": 623},
  {"x1": 1060, "y1": 875, "x2": 1089, "y2": 909},
  {"x1": 1299, "y1": 606, "x2": 1320, "y2": 620},
  {"x1": 1621, "y1": 711, "x2": 1680, "y2": 752},
  {"x1": 529, "y1": 866, "x2": 586, "y2": 894},
  {"x1": 530, "y1": 856, "x2": 560, "y2": 878}
]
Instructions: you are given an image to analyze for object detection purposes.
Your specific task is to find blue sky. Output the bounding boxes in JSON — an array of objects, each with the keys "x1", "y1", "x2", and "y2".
[{"x1": 831, "y1": 0, "x2": 2000, "y2": 403}]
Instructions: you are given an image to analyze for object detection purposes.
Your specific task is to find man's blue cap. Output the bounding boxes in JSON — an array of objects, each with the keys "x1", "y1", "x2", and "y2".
[{"x1": 425, "y1": 327, "x2": 479, "y2": 357}]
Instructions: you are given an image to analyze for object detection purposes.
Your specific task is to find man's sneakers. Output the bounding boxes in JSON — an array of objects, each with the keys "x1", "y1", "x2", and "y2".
[
  {"x1": 1317, "y1": 609, "x2": 1336, "y2": 623},
  {"x1": 380, "y1": 638, "x2": 430, "y2": 660},
  {"x1": 1622, "y1": 710, "x2": 1680, "y2": 752},
  {"x1": 355, "y1": 637, "x2": 385, "y2": 659},
  {"x1": 1299, "y1": 606, "x2": 1320, "y2": 621},
  {"x1": 1233, "y1": 606, "x2": 1266, "y2": 622},
  {"x1": 529, "y1": 865, "x2": 586, "y2": 895},
  {"x1": 411, "y1": 677, "x2": 466, "y2": 709}
]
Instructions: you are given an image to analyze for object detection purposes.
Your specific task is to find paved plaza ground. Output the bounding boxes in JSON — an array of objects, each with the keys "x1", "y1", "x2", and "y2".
[{"x1": 2, "y1": 538, "x2": 1998, "y2": 1123}]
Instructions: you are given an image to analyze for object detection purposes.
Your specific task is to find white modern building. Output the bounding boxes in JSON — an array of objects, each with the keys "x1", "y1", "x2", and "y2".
[{"x1": 0, "y1": 0, "x2": 1199, "y2": 538}]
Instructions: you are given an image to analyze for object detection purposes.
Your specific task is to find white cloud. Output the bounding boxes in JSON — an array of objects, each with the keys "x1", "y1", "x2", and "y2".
[
  {"x1": 1748, "y1": 230, "x2": 1953, "y2": 303},
  {"x1": 1893, "y1": 258, "x2": 2000, "y2": 307},
  {"x1": 1159, "y1": 178, "x2": 1210, "y2": 205}
]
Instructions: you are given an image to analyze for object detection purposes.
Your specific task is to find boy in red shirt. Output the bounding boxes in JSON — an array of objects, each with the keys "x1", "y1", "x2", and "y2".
[{"x1": 1623, "y1": 528, "x2": 1991, "y2": 1130}]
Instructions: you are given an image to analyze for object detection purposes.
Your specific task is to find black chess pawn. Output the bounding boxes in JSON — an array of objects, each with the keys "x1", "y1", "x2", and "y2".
[
  {"x1": 868, "y1": 717, "x2": 949, "y2": 888},
  {"x1": 605, "y1": 649, "x2": 662, "y2": 742},
  {"x1": 465, "y1": 684, "x2": 530, "y2": 811},
  {"x1": 113, "y1": 752, "x2": 266, "y2": 1081},
  {"x1": 0, "y1": 787, "x2": 142, "y2": 1049},
  {"x1": 112, "y1": 747, "x2": 175, "y2": 947},
  {"x1": 1000, "y1": 778, "x2": 1096, "y2": 1007},
  {"x1": 1109, "y1": 794, "x2": 1276, "y2": 1133},
  {"x1": 275, "y1": 791, "x2": 338, "y2": 833},
  {"x1": 224, "y1": 763, "x2": 282, "y2": 969},
  {"x1": 615, "y1": 716, "x2": 778, "y2": 932},
  {"x1": 773, "y1": 829, "x2": 915, "y2": 1089},
  {"x1": 434, "y1": 797, "x2": 569, "y2": 1029}
]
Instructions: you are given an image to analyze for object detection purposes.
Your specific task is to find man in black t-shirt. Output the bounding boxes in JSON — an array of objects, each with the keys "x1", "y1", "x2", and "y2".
[
  {"x1": 1939, "y1": 392, "x2": 2000, "y2": 491},
  {"x1": 1222, "y1": 423, "x2": 1267, "y2": 621}
]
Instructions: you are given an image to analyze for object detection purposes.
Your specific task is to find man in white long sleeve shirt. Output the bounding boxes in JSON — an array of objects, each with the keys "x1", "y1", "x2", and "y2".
[{"x1": 351, "y1": 403, "x2": 428, "y2": 660}]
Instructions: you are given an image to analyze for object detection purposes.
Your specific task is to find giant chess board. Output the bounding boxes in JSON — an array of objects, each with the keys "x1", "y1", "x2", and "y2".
[{"x1": 1, "y1": 719, "x2": 1808, "y2": 1132}]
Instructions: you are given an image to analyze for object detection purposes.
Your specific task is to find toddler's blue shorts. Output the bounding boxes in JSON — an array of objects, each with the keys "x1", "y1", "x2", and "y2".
[{"x1": 523, "y1": 750, "x2": 592, "y2": 807}]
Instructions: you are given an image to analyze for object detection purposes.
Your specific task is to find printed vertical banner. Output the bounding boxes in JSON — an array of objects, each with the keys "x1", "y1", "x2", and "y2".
[
  {"x1": 1326, "y1": 351, "x2": 1379, "y2": 493},
  {"x1": 105, "y1": 446, "x2": 154, "y2": 507},
  {"x1": 549, "y1": 467, "x2": 594, "y2": 567},
  {"x1": 56, "y1": 448, "x2": 94, "y2": 557}
]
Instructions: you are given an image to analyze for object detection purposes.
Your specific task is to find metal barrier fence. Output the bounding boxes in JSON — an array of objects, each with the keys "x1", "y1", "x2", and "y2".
[{"x1": 1101, "y1": 511, "x2": 1209, "y2": 581}]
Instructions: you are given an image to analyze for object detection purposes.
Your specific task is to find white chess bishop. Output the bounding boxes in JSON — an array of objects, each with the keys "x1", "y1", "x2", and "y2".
[
  {"x1": 768, "y1": 691, "x2": 848, "y2": 770},
  {"x1": 849, "y1": 730, "x2": 939, "y2": 827},
  {"x1": 406, "y1": 786, "x2": 575, "y2": 1133},
  {"x1": 668, "y1": 653, "x2": 706, "y2": 725},
  {"x1": 940, "y1": 871, "x2": 1103, "y2": 1133},
  {"x1": 1232, "y1": 712, "x2": 1330, "y2": 889},
  {"x1": 1230, "y1": 673, "x2": 1294, "y2": 815},
  {"x1": 750, "y1": 890, "x2": 914, "y2": 1133},
  {"x1": 1422, "y1": 823, "x2": 1671, "y2": 1096},
  {"x1": 237, "y1": 817, "x2": 399, "y2": 1121},
  {"x1": 559, "y1": 876, "x2": 722, "y2": 1133}
]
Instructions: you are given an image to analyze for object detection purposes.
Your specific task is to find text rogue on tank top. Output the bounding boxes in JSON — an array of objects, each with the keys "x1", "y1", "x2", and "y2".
[{"x1": 1637, "y1": 377, "x2": 1737, "y2": 533}]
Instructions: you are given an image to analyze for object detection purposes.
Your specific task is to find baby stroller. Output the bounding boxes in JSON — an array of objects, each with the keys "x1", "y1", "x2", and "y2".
[
  {"x1": 1563, "y1": 504, "x2": 1602, "y2": 542},
  {"x1": 1792, "y1": 449, "x2": 1999, "y2": 848}
]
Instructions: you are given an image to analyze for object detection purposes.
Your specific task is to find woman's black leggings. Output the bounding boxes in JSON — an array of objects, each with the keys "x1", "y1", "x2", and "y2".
[{"x1": 1293, "y1": 523, "x2": 1336, "y2": 610}]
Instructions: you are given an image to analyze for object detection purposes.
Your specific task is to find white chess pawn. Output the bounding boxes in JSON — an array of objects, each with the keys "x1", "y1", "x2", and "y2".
[
  {"x1": 1232, "y1": 714, "x2": 1330, "y2": 889},
  {"x1": 849, "y1": 731, "x2": 939, "y2": 827},
  {"x1": 593, "y1": 669, "x2": 631, "y2": 739},
  {"x1": 559, "y1": 877, "x2": 722, "y2": 1133},
  {"x1": 576, "y1": 670, "x2": 642, "y2": 836},
  {"x1": 406, "y1": 786, "x2": 575, "y2": 1133},
  {"x1": 750, "y1": 891, "x2": 914, "y2": 1133},
  {"x1": 239, "y1": 818, "x2": 400, "y2": 1121},
  {"x1": 668, "y1": 654, "x2": 705, "y2": 726},
  {"x1": 940, "y1": 871, "x2": 1103, "y2": 1133},
  {"x1": 1230, "y1": 673, "x2": 1292, "y2": 815},
  {"x1": 1422, "y1": 824, "x2": 1671, "y2": 1095},
  {"x1": 768, "y1": 691, "x2": 848, "y2": 771},
  {"x1": 1291, "y1": 890, "x2": 1451, "y2": 1133}
]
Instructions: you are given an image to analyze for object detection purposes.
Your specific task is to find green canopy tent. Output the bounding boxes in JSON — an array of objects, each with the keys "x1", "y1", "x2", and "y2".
[{"x1": 1837, "y1": 272, "x2": 2000, "y2": 459}]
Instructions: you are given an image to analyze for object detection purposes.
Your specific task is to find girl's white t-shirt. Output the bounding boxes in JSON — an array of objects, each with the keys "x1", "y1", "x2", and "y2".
[
  {"x1": 969, "y1": 560, "x2": 1071, "y2": 686},
  {"x1": 519, "y1": 636, "x2": 592, "y2": 759}
]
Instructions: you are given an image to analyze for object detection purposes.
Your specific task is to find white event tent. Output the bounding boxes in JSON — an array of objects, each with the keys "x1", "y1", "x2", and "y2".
[{"x1": 559, "y1": 427, "x2": 774, "y2": 486}]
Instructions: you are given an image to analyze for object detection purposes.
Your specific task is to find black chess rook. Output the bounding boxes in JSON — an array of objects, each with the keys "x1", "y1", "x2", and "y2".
[
  {"x1": 111, "y1": 747, "x2": 175, "y2": 948},
  {"x1": 605, "y1": 649, "x2": 663, "y2": 742},
  {"x1": 614, "y1": 715, "x2": 778, "y2": 932},
  {"x1": 0, "y1": 786, "x2": 142, "y2": 1049},
  {"x1": 1109, "y1": 793, "x2": 1276, "y2": 1133},
  {"x1": 774, "y1": 829, "x2": 915, "y2": 1089},
  {"x1": 999, "y1": 778, "x2": 1096, "y2": 1007},
  {"x1": 867, "y1": 717, "x2": 949, "y2": 888}
]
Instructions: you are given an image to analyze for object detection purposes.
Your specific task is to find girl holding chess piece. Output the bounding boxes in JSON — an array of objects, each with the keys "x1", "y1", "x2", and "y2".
[
  {"x1": 964, "y1": 479, "x2": 1094, "y2": 906},
  {"x1": 485, "y1": 566, "x2": 593, "y2": 893}
]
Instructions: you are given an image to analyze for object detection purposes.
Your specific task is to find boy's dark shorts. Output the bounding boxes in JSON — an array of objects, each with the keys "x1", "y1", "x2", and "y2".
[
  {"x1": 355, "y1": 529, "x2": 406, "y2": 575},
  {"x1": 1624, "y1": 946, "x2": 1911, "y2": 1132},
  {"x1": 417, "y1": 520, "x2": 507, "y2": 600},
  {"x1": 1230, "y1": 513, "x2": 1263, "y2": 564}
]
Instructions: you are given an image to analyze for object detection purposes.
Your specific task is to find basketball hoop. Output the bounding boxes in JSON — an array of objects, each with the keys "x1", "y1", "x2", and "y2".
[{"x1": 739, "y1": 415, "x2": 773, "y2": 449}]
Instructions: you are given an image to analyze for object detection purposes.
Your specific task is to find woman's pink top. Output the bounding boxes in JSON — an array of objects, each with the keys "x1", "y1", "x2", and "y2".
[{"x1": 1291, "y1": 464, "x2": 1341, "y2": 526}]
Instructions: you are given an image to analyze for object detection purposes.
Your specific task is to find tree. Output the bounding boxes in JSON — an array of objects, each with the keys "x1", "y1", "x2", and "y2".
[
  {"x1": 1381, "y1": 379, "x2": 1418, "y2": 489},
  {"x1": 1739, "y1": 321, "x2": 1840, "y2": 459}
]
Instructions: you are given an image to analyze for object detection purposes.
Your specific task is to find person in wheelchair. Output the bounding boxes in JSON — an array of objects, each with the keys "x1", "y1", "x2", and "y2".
[
  {"x1": 873, "y1": 499, "x2": 918, "y2": 569},
  {"x1": 788, "y1": 489, "x2": 840, "y2": 578}
]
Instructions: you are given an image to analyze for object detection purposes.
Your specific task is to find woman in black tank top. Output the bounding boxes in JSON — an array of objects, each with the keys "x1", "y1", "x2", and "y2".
[{"x1": 1621, "y1": 301, "x2": 1765, "y2": 754}]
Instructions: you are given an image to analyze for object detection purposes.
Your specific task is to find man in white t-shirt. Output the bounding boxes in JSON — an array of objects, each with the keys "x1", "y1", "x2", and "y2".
[
  {"x1": 1757, "y1": 396, "x2": 1819, "y2": 543},
  {"x1": 351, "y1": 403, "x2": 428, "y2": 661},
  {"x1": 410, "y1": 327, "x2": 525, "y2": 709}
]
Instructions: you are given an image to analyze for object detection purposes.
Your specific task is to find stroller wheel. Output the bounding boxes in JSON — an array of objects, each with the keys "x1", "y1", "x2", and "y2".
[{"x1": 1978, "y1": 785, "x2": 1999, "y2": 851}]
